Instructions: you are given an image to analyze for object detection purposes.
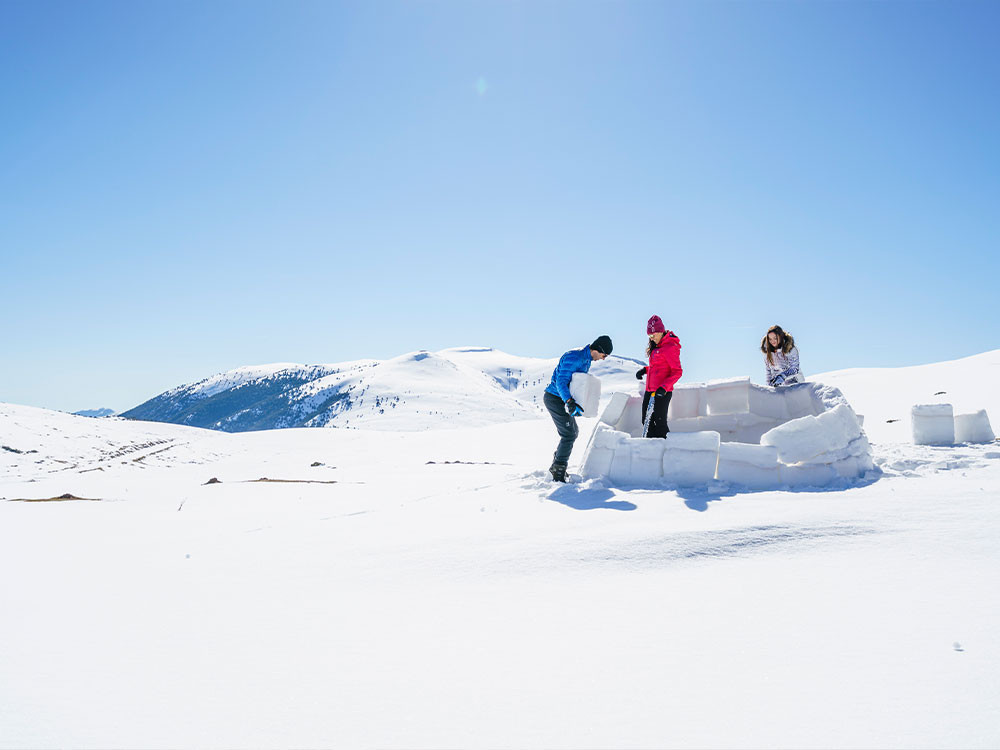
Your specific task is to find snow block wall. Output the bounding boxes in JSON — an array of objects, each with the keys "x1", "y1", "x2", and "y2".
[{"x1": 579, "y1": 380, "x2": 873, "y2": 489}]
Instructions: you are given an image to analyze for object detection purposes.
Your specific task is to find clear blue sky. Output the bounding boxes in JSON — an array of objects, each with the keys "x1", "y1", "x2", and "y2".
[{"x1": 2, "y1": 0, "x2": 998, "y2": 413}]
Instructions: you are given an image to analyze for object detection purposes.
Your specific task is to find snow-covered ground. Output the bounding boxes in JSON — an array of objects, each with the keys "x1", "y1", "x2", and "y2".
[{"x1": 2, "y1": 352, "x2": 1000, "y2": 749}]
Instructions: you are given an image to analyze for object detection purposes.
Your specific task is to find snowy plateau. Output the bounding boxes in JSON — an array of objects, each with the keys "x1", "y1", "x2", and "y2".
[{"x1": 2, "y1": 348, "x2": 1000, "y2": 749}]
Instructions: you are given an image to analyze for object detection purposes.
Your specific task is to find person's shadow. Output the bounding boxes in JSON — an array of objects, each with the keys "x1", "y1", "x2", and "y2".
[{"x1": 547, "y1": 484, "x2": 637, "y2": 511}]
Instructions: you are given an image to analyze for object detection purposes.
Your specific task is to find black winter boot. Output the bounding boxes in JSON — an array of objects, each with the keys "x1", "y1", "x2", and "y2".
[{"x1": 549, "y1": 462, "x2": 568, "y2": 483}]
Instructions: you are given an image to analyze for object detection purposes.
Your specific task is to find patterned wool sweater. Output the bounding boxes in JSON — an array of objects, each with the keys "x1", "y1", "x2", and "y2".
[{"x1": 763, "y1": 346, "x2": 800, "y2": 386}]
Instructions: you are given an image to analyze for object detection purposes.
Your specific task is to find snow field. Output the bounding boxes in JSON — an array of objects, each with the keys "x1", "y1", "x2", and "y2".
[{"x1": 3, "y1": 406, "x2": 1000, "y2": 749}]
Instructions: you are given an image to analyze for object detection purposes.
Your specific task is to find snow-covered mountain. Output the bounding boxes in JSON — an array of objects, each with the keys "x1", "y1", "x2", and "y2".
[{"x1": 120, "y1": 347, "x2": 644, "y2": 432}]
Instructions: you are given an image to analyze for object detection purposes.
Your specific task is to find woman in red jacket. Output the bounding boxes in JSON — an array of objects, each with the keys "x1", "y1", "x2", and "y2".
[{"x1": 635, "y1": 315, "x2": 683, "y2": 438}]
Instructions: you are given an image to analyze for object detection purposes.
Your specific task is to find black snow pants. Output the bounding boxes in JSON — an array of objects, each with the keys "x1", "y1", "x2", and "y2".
[
  {"x1": 641, "y1": 390, "x2": 672, "y2": 439},
  {"x1": 543, "y1": 390, "x2": 579, "y2": 466}
]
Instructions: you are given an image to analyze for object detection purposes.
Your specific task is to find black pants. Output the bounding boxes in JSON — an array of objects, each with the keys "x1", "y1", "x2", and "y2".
[
  {"x1": 543, "y1": 390, "x2": 579, "y2": 466},
  {"x1": 641, "y1": 390, "x2": 671, "y2": 438}
]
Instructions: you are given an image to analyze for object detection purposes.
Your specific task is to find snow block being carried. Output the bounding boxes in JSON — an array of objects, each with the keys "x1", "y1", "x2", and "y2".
[
  {"x1": 716, "y1": 442, "x2": 780, "y2": 489},
  {"x1": 570, "y1": 372, "x2": 601, "y2": 417},
  {"x1": 911, "y1": 404, "x2": 954, "y2": 446},
  {"x1": 954, "y1": 410, "x2": 995, "y2": 444},
  {"x1": 702, "y1": 377, "x2": 750, "y2": 416},
  {"x1": 662, "y1": 431, "x2": 721, "y2": 485},
  {"x1": 667, "y1": 384, "x2": 701, "y2": 420}
]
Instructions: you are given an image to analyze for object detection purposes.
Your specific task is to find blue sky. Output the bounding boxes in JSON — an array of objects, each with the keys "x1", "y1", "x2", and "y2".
[{"x1": 2, "y1": 0, "x2": 998, "y2": 413}]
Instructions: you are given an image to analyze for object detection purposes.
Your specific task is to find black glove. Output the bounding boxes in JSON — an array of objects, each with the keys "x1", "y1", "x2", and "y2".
[
  {"x1": 635, "y1": 367, "x2": 647, "y2": 380},
  {"x1": 565, "y1": 398, "x2": 584, "y2": 417},
  {"x1": 654, "y1": 387, "x2": 667, "y2": 397}
]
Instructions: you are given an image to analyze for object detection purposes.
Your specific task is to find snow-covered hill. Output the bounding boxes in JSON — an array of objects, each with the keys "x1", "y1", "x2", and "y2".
[
  {"x1": 120, "y1": 347, "x2": 644, "y2": 432},
  {"x1": 813, "y1": 349, "x2": 1000, "y2": 444},
  {"x1": 2, "y1": 351, "x2": 999, "y2": 748}
]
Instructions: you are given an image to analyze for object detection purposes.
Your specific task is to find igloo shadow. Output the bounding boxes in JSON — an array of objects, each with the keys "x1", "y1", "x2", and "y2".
[
  {"x1": 546, "y1": 484, "x2": 637, "y2": 511},
  {"x1": 579, "y1": 378, "x2": 876, "y2": 492}
]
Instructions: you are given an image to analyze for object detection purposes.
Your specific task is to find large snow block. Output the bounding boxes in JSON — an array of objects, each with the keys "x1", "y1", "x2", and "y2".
[
  {"x1": 748, "y1": 385, "x2": 789, "y2": 420},
  {"x1": 954, "y1": 410, "x2": 995, "y2": 444},
  {"x1": 624, "y1": 438, "x2": 666, "y2": 483},
  {"x1": 703, "y1": 377, "x2": 750, "y2": 416},
  {"x1": 662, "y1": 431, "x2": 721, "y2": 485},
  {"x1": 667, "y1": 384, "x2": 701, "y2": 419},
  {"x1": 779, "y1": 463, "x2": 838, "y2": 488},
  {"x1": 570, "y1": 372, "x2": 601, "y2": 417},
  {"x1": 782, "y1": 384, "x2": 821, "y2": 419},
  {"x1": 581, "y1": 423, "x2": 625, "y2": 479},
  {"x1": 618, "y1": 396, "x2": 645, "y2": 437},
  {"x1": 608, "y1": 441, "x2": 633, "y2": 484},
  {"x1": 911, "y1": 404, "x2": 955, "y2": 446},
  {"x1": 599, "y1": 392, "x2": 630, "y2": 427},
  {"x1": 761, "y1": 404, "x2": 860, "y2": 465},
  {"x1": 717, "y1": 442, "x2": 780, "y2": 489}
]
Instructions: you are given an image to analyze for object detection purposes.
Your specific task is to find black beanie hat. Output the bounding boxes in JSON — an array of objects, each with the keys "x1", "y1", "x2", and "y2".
[{"x1": 591, "y1": 335, "x2": 613, "y2": 355}]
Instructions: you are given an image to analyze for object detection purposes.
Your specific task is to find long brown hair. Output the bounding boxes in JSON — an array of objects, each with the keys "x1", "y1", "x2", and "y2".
[{"x1": 761, "y1": 325, "x2": 795, "y2": 365}]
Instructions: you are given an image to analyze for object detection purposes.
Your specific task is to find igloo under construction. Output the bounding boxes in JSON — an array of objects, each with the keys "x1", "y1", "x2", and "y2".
[{"x1": 576, "y1": 376, "x2": 875, "y2": 489}]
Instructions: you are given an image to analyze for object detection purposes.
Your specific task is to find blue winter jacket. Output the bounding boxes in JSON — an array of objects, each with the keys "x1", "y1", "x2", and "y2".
[{"x1": 545, "y1": 346, "x2": 592, "y2": 402}]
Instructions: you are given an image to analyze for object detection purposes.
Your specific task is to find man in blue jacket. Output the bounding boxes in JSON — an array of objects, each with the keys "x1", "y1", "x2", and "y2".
[{"x1": 544, "y1": 335, "x2": 613, "y2": 482}]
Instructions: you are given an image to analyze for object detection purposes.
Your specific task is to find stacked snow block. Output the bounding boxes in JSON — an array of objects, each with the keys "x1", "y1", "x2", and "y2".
[
  {"x1": 662, "y1": 431, "x2": 721, "y2": 485},
  {"x1": 716, "y1": 442, "x2": 780, "y2": 489},
  {"x1": 583, "y1": 379, "x2": 873, "y2": 489},
  {"x1": 580, "y1": 425, "x2": 721, "y2": 486},
  {"x1": 911, "y1": 404, "x2": 955, "y2": 446},
  {"x1": 666, "y1": 384, "x2": 700, "y2": 420},
  {"x1": 701, "y1": 377, "x2": 750, "y2": 416},
  {"x1": 581, "y1": 422, "x2": 626, "y2": 480},
  {"x1": 954, "y1": 409, "x2": 995, "y2": 444},
  {"x1": 760, "y1": 404, "x2": 873, "y2": 487},
  {"x1": 569, "y1": 372, "x2": 601, "y2": 417}
]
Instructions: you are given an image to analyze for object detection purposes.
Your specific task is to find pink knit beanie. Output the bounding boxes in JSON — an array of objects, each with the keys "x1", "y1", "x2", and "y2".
[{"x1": 646, "y1": 315, "x2": 665, "y2": 335}]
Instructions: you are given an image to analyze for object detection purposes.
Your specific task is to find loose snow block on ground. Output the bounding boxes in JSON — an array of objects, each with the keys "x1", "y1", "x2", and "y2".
[
  {"x1": 954, "y1": 410, "x2": 995, "y2": 444},
  {"x1": 716, "y1": 442, "x2": 780, "y2": 489},
  {"x1": 911, "y1": 404, "x2": 955, "y2": 446},
  {"x1": 662, "y1": 431, "x2": 721, "y2": 485},
  {"x1": 667, "y1": 384, "x2": 701, "y2": 419},
  {"x1": 702, "y1": 377, "x2": 750, "y2": 416},
  {"x1": 761, "y1": 404, "x2": 862, "y2": 465},
  {"x1": 570, "y1": 373, "x2": 601, "y2": 417}
]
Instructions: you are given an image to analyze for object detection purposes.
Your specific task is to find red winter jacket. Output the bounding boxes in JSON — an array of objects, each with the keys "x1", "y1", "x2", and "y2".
[{"x1": 645, "y1": 331, "x2": 683, "y2": 393}]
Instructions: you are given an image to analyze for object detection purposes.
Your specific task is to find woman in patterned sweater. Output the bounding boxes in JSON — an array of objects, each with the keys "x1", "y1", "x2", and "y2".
[{"x1": 761, "y1": 325, "x2": 803, "y2": 387}]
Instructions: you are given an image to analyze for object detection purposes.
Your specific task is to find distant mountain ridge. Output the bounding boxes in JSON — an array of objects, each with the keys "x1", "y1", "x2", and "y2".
[
  {"x1": 120, "y1": 347, "x2": 644, "y2": 433},
  {"x1": 73, "y1": 408, "x2": 116, "y2": 418}
]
